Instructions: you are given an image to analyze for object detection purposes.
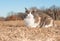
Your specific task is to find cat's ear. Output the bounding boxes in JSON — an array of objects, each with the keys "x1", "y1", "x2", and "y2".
[
  {"x1": 25, "y1": 8, "x2": 28, "y2": 11},
  {"x1": 25, "y1": 8, "x2": 28, "y2": 12},
  {"x1": 25, "y1": 8, "x2": 29, "y2": 14}
]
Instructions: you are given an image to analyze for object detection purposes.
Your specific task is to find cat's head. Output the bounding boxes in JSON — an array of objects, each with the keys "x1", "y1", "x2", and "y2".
[{"x1": 25, "y1": 8, "x2": 41, "y2": 26}]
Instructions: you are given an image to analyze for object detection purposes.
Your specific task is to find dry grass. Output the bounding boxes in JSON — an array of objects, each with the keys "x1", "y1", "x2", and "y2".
[{"x1": 0, "y1": 20, "x2": 60, "y2": 41}]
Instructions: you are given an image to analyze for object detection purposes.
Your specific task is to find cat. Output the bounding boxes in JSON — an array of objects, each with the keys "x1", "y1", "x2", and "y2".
[{"x1": 24, "y1": 8, "x2": 56, "y2": 28}]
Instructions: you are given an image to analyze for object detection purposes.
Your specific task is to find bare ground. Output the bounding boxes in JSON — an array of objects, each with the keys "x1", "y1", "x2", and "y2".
[{"x1": 0, "y1": 20, "x2": 60, "y2": 41}]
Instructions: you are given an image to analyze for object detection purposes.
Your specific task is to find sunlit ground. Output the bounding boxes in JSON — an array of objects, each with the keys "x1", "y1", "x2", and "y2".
[{"x1": 0, "y1": 20, "x2": 60, "y2": 41}]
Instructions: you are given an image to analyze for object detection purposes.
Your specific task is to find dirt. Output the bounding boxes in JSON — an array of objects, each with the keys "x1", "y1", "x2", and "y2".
[{"x1": 0, "y1": 20, "x2": 60, "y2": 41}]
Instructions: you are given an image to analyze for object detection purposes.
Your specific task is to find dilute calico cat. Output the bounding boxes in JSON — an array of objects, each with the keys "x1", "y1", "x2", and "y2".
[{"x1": 24, "y1": 8, "x2": 56, "y2": 28}]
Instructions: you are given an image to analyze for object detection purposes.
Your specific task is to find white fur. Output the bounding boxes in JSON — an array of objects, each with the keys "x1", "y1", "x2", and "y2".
[
  {"x1": 44, "y1": 19, "x2": 53, "y2": 28},
  {"x1": 24, "y1": 12, "x2": 40, "y2": 27}
]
